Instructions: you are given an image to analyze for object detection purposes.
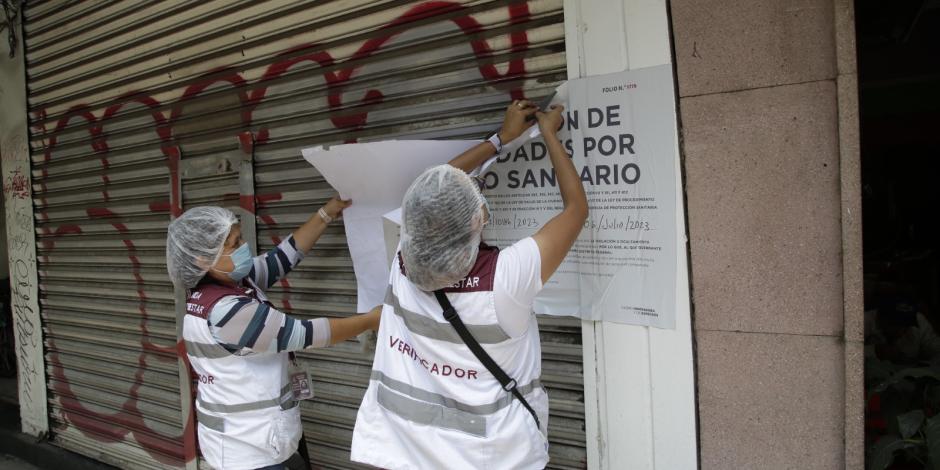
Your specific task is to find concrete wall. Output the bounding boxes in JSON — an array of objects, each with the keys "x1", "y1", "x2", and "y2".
[
  {"x1": 1, "y1": 7, "x2": 48, "y2": 436},
  {"x1": 0, "y1": 21, "x2": 15, "y2": 281},
  {"x1": 669, "y1": 0, "x2": 863, "y2": 468}
]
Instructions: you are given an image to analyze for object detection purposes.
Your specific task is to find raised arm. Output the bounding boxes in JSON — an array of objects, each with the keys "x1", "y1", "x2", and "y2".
[
  {"x1": 245, "y1": 197, "x2": 351, "y2": 288},
  {"x1": 531, "y1": 105, "x2": 589, "y2": 284},
  {"x1": 448, "y1": 99, "x2": 539, "y2": 173},
  {"x1": 291, "y1": 196, "x2": 352, "y2": 253}
]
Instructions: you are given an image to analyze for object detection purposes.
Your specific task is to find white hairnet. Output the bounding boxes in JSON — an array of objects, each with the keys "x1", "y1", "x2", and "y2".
[
  {"x1": 166, "y1": 206, "x2": 238, "y2": 289},
  {"x1": 400, "y1": 164, "x2": 486, "y2": 291}
]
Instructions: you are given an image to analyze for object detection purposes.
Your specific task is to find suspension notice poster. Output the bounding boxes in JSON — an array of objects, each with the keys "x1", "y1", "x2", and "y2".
[{"x1": 482, "y1": 65, "x2": 679, "y2": 328}]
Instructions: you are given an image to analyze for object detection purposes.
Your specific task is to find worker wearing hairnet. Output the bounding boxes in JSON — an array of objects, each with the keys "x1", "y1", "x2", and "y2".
[
  {"x1": 166, "y1": 201, "x2": 380, "y2": 470},
  {"x1": 351, "y1": 101, "x2": 589, "y2": 469}
]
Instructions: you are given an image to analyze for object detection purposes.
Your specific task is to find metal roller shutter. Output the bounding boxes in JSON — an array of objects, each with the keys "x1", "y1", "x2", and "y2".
[{"x1": 24, "y1": 1, "x2": 584, "y2": 468}]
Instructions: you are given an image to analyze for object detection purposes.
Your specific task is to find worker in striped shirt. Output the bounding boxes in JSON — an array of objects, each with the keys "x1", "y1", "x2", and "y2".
[{"x1": 166, "y1": 198, "x2": 381, "y2": 470}]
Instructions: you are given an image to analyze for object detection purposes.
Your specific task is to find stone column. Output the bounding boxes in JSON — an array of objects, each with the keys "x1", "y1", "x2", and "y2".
[{"x1": 669, "y1": 0, "x2": 861, "y2": 467}]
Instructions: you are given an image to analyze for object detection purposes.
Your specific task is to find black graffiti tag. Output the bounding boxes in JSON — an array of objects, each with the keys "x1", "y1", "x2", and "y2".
[{"x1": 5, "y1": 176, "x2": 40, "y2": 412}]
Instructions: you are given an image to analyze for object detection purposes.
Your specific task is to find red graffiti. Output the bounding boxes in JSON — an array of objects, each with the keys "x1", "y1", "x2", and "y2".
[
  {"x1": 35, "y1": 2, "x2": 535, "y2": 466},
  {"x1": 2, "y1": 167, "x2": 30, "y2": 200}
]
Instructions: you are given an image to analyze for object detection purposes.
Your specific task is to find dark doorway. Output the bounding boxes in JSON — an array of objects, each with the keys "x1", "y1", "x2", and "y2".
[
  {"x1": 859, "y1": 0, "x2": 940, "y2": 468},
  {"x1": 0, "y1": 197, "x2": 13, "y2": 402}
]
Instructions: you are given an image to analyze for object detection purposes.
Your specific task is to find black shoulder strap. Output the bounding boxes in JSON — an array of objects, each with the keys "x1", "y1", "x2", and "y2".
[{"x1": 433, "y1": 290, "x2": 541, "y2": 431}]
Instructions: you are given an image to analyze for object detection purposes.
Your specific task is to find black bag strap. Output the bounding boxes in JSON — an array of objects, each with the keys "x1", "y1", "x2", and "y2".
[{"x1": 433, "y1": 290, "x2": 541, "y2": 431}]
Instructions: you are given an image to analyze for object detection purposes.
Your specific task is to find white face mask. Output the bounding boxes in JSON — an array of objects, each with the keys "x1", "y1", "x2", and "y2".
[{"x1": 213, "y1": 242, "x2": 252, "y2": 281}]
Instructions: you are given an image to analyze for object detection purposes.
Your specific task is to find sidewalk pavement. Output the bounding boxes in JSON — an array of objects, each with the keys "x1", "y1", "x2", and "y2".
[
  {"x1": 0, "y1": 454, "x2": 41, "y2": 470},
  {"x1": 0, "y1": 382, "x2": 116, "y2": 470}
]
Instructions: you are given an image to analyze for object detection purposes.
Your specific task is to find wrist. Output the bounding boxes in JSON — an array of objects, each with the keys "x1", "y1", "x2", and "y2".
[
  {"x1": 497, "y1": 130, "x2": 512, "y2": 144},
  {"x1": 317, "y1": 207, "x2": 333, "y2": 224},
  {"x1": 540, "y1": 128, "x2": 559, "y2": 141},
  {"x1": 487, "y1": 133, "x2": 503, "y2": 154}
]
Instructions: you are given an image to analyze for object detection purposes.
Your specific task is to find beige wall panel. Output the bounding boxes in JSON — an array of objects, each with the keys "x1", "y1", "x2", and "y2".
[
  {"x1": 681, "y1": 81, "x2": 843, "y2": 336},
  {"x1": 697, "y1": 330, "x2": 844, "y2": 470},
  {"x1": 670, "y1": 0, "x2": 837, "y2": 97}
]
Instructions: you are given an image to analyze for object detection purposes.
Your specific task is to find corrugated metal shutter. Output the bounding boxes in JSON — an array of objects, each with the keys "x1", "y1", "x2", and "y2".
[{"x1": 23, "y1": 1, "x2": 584, "y2": 468}]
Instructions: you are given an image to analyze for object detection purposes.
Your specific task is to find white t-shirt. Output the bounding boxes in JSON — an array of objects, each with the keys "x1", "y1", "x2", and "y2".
[{"x1": 493, "y1": 237, "x2": 543, "y2": 337}]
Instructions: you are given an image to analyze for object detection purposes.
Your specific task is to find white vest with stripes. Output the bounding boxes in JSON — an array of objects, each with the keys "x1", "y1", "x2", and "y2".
[
  {"x1": 183, "y1": 281, "x2": 301, "y2": 470},
  {"x1": 351, "y1": 245, "x2": 549, "y2": 470}
]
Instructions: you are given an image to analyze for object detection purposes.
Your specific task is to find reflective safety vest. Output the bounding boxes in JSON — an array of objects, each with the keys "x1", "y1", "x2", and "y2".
[
  {"x1": 351, "y1": 245, "x2": 549, "y2": 470},
  {"x1": 183, "y1": 281, "x2": 301, "y2": 470}
]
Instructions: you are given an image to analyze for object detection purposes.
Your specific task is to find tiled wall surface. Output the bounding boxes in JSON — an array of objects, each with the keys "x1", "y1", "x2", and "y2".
[{"x1": 670, "y1": 0, "x2": 862, "y2": 467}]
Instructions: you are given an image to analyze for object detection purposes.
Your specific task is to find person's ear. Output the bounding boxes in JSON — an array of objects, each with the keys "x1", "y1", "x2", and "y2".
[{"x1": 471, "y1": 207, "x2": 486, "y2": 231}]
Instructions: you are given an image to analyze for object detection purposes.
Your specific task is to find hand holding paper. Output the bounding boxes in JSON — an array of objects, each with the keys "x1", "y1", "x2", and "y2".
[{"x1": 497, "y1": 99, "x2": 541, "y2": 143}]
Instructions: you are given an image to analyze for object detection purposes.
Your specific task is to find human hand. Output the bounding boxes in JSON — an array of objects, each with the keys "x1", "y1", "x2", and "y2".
[
  {"x1": 367, "y1": 305, "x2": 382, "y2": 331},
  {"x1": 322, "y1": 195, "x2": 352, "y2": 220},
  {"x1": 497, "y1": 99, "x2": 539, "y2": 143},
  {"x1": 535, "y1": 105, "x2": 564, "y2": 138}
]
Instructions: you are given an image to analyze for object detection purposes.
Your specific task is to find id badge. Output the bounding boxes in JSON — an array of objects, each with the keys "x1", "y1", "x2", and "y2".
[{"x1": 289, "y1": 360, "x2": 314, "y2": 401}]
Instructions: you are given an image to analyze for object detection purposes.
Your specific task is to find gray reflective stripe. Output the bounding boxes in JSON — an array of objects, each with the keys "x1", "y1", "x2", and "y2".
[
  {"x1": 184, "y1": 340, "x2": 232, "y2": 359},
  {"x1": 197, "y1": 409, "x2": 224, "y2": 433},
  {"x1": 197, "y1": 383, "x2": 295, "y2": 413},
  {"x1": 376, "y1": 383, "x2": 486, "y2": 438},
  {"x1": 385, "y1": 287, "x2": 509, "y2": 344},
  {"x1": 371, "y1": 370, "x2": 541, "y2": 416}
]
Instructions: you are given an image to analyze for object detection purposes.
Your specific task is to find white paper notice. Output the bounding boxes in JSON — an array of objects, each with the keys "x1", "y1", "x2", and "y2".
[
  {"x1": 481, "y1": 66, "x2": 679, "y2": 328},
  {"x1": 302, "y1": 141, "x2": 478, "y2": 311}
]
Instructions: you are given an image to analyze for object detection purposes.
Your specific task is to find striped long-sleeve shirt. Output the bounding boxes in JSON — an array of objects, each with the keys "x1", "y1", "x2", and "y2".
[{"x1": 208, "y1": 235, "x2": 331, "y2": 355}]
